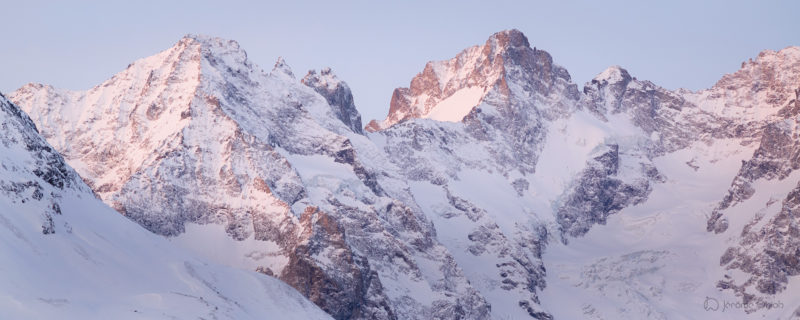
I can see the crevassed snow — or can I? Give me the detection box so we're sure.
[539,138,800,320]
[422,86,485,122]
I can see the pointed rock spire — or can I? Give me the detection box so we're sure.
[272,57,295,79]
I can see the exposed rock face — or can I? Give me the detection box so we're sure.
[12,37,303,240]
[279,206,394,320]
[303,68,364,134]
[0,92,85,235]
[579,57,800,309]
[0,93,79,192]
[708,124,797,233]
[717,181,800,312]
[703,71,800,308]
[708,88,800,233]
[556,144,662,240]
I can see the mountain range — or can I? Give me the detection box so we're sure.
[5,29,800,319]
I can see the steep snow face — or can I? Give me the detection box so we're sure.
[422,86,486,122]
[13,36,490,319]
[0,93,331,320]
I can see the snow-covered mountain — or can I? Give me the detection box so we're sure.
[11,35,489,320]
[0,93,331,319]
[365,30,684,318]
[10,29,800,319]
[363,30,800,319]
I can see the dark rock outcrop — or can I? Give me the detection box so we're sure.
[303,68,364,134]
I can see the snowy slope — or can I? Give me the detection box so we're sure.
[0,93,331,319]
[422,86,486,122]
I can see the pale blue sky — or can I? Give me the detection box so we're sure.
[1,0,798,122]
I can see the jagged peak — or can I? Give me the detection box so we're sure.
[161,34,251,74]
[710,45,800,94]
[16,82,50,92]
[730,45,800,73]
[592,66,632,85]
[755,45,800,62]
[95,33,254,89]
[302,67,343,89]
[302,67,364,134]
[10,83,65,101]
[365,28,579,132]
[272,56,295,79]
[180,34,242,51]
[486,29,530,51]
